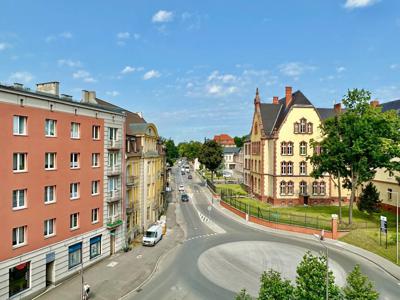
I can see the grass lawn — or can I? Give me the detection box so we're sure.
[216,184,247,196]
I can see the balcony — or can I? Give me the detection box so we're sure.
[126,175,137,187]
[106,215,122,229]
[107,164,121,176]
[106,190,121,203]
[107,139,122,150]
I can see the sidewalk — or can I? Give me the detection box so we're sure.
[36,201,184,300]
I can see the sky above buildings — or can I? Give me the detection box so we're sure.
[0,0,399,142]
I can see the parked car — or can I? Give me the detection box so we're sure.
[181,171,185,175]
[178,184,185,192]
[181,194,189,202]
[142,225,163,246]
[188,174,192,179]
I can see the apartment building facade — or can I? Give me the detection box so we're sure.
[0,83,125,299]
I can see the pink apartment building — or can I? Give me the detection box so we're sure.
[0,82,125,299]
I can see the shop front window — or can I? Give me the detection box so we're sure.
[68,242,82,269]
[90,235,102,259]
[9,262,30,297]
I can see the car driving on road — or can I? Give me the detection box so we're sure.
[178,184,185,192]
[181,194,189,202]
[188,174,192,179]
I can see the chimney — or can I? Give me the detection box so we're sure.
[36,81,60,96]
[334,103,341,114]
[285,86,292,107]
[273,96,279,104]
[81,90,97,104]
[370,99,380,108]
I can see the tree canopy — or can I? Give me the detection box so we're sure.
[164,138,179,166]
[357,182,381,214]
[177,140,203,161]
[198,139,223,181]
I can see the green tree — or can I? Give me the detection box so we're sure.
[177,141,203,161]
[343,265,379,300]
[258,269,294,300]
[294,251,341,300]
[234,135,247,148]
[164,138,179,166]
[311,89,400,224]
[235,289,252,300]
[357,182,381,214]
[198,140,223,182]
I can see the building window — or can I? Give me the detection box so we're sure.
[146,206,150,220]
[70,153,80,169]
[320,182,326,195]
[90,235,102,259]
[281,161,287,175]
[45,119,57,137]
[281,142,287,155]
[12,226,26,247]
[287,142,293,155]
[307,122,313,133]
[294,122,299,133]
[9,262,30,297]
[300,181,307,195]
[92,180,100,195]
[300,161,307,175]
[92,125,100,140]
[13,115,27,135]
[312,181,319,195]
[287,162,293,175]
[70,183,80,199]
[388,189,393,201]
[12,189,26,209]
[287,181,294,195]
[68,242,82,269]
[108,152,118,168]
[300,141,307,156]
[44,186,56,203]
[92,208,99,223]
[109,127,118,141]
[45,152,56,170]
[71,122,80,139]
[13,153,27,172]
[300,118,307,133]
[70,213,79,229]
[280,181,286,195]
[92,153,100,167]
[44,218,55,237]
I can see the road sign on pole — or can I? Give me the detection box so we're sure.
[380,216,388,249]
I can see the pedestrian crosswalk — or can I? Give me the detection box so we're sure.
[184,233,218,242]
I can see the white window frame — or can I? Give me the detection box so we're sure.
[109,127,118,141]
[108,203,118,218]
[281,161,286,175]
[13,115,27,135]
[300,142,307,156]
[12,189,26,210]
[319,182,326,195]
[91,208,99,223]
[108,152,118,168]
[300,182,307,195]
[44,186,56,204]
[12,226,26,247]
[92,153,100,167]
[312,182,319,195]
[287,162,293,175]
[45,152,56,170]
[45,119,57,137]
[287,181,294,195]
[300,161,307,175]
[71,122,80,139]
[70,213,79,230]
[44,219,55,237]
[287,142,293,155]
[300,118,307,133]
[280,181,286,195]
[13,153,27,172]
[70,183,80,199]
[92,180,100,195]
[70,153,80,169]
[92,125,100,140]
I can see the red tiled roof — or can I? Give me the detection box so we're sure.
[213,134,235,145]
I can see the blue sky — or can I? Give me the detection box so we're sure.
[0,0,399,142]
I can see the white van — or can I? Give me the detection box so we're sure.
[142,225,163,246]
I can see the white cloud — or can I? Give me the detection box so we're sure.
[9,71,33,83]
[106,91,120,97]
[207,71,237,83]
[117,32,130,39]
[121,66,136,74]
[344,0,379,9]
[143,70,161,80]
[58,59,81,68]
[336,66,346,73]
[0,42,10,51]
[73,70,97,83]
[45,32,73,43]
[152,10,174,23]
[278,62,315,77]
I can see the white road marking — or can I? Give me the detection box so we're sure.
[136,254,143,259]
[107,261,119,267]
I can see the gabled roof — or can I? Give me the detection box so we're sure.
[95,98,146,124]
[316,108,338,120]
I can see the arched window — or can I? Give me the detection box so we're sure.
[287,161,293,175]
[300,118,307,133]
[320,181,326,195]
[299,161,307,175]
[312,181,319,195]
[300,141,307,156]
[287,142,293,155]
[287,181,294,195]
[300,181,307,195]
[281,142,287,155]
[281,161,287,175]
[307,122,313,134]
[294,122,299,133]
[280,181,286,195]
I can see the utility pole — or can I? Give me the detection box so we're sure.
[389,191,399,264]
[314,234,329,300]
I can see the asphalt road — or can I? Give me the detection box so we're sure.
[129,166,400,300]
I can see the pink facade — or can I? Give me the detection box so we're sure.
[0,102,104,261]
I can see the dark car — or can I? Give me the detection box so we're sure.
[181,194,189,202]
[188,174,192,179]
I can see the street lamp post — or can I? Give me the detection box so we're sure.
[388,191,399,265]
[314,233,329,300]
